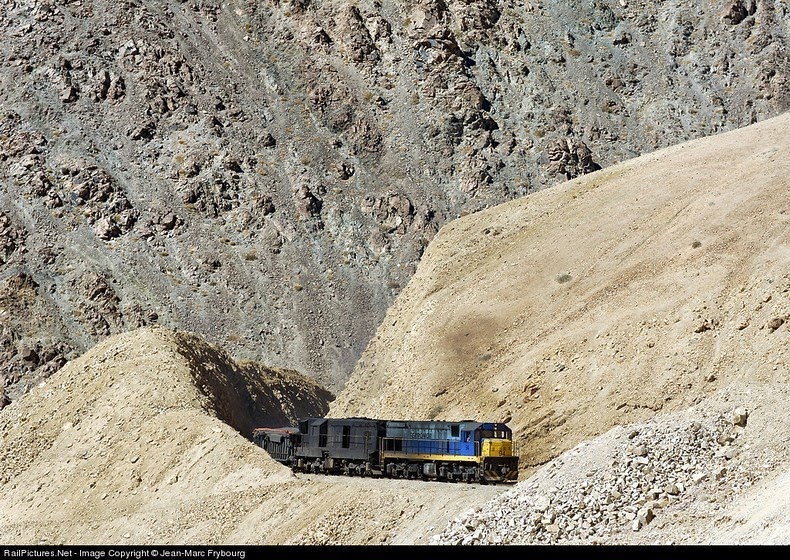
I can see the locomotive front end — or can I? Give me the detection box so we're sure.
[478,423,520,483]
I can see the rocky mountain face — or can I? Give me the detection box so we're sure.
[1,0,787,402]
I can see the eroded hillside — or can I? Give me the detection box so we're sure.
[330,111,789,476]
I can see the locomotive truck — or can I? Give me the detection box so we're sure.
[253,416,519,484]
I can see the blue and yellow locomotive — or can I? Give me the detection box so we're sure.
[253,417,519,484]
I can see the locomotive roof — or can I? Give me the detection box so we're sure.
[295,417,512,431]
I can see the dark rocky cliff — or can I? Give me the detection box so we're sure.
[1,0,787,400]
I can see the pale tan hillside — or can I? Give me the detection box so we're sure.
[330,111,789,476]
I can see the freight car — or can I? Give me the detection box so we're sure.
[252,417,519,484]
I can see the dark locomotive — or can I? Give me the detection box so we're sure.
[253,417,519,484]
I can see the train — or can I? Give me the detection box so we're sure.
[252,416,520,484]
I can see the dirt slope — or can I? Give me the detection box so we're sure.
[331,110,789,476]
[431,380,789,544]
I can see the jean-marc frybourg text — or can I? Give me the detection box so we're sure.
[3,551,245,560]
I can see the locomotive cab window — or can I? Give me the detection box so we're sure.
[342,425,351,448]
[451,425,459,438]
